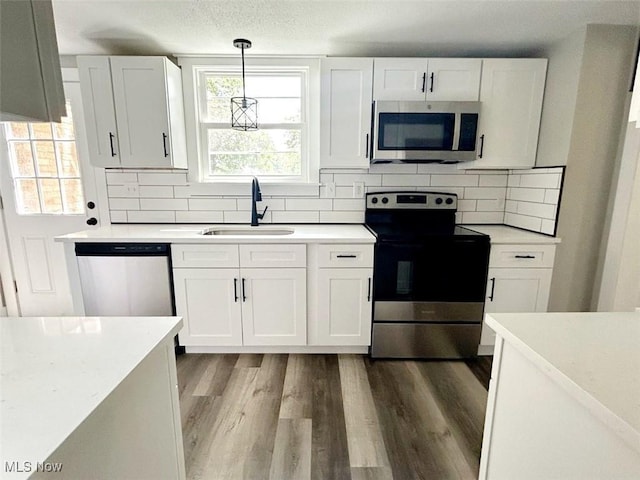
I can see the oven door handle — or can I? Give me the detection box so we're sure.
[488,277,496,302]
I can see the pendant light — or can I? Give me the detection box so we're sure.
[230,38,258,131]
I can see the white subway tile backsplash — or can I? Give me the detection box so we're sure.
[463,187,507,200]
[335,186,355,198]
[333,199,366,211]
[109,210,128,223]
[109,198,140,210]
[507,187,546,203]
[137,172,188,186]
[139,186,175,198]
[381,174,430,187]
[544,189,560,204]
[127,210,176,223]
[369,163,418,174]
[319,211,365,223]
[508,175,521,187]
[516,201,556,220]
[457,199,477,212]
[462,212,504,224]
[140,198,189,211]
[285,198,333,211]
[505,200,518,213]
[108,185,139,198]
[223,210,271,224]
[237,198,285,211]
[519,173,561,189]
[541,219,556,235]
[175,211,224,223]
[271,211,320,223]
[106,172,138,184]
[334,173,382,186]
[417,164,459,174]
[431,174,479,187]
[476,199,504,212]
[188,198,238,211]
[479,175,508,187]
[504,212,542,232]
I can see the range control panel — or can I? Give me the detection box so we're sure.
[366,191,457,210]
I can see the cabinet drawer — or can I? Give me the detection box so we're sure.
[489,244,556,268]
[239,244,306,268]
[171,244,239,268]
[318,244,374,268]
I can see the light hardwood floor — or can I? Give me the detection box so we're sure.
[177,354,491,480]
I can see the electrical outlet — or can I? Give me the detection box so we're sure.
[353,181,365,198]
[124,183,139,196]
[323,182,336,198]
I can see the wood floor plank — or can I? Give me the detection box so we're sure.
[235,353,264,368]
[338,354,390,469]
[350,466,394,480]
[181,395,224,473]
[279,354,313,419]
[465,356,493,389]
[269,418,312,480]
[192,355,221,396]
[310,355,352,480]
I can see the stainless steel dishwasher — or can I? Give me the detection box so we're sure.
[75,243,174,316]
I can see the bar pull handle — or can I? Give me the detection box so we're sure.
[365,133,369,159]
[421,72,426,93]
[429,72,434,93]
[234,278,239,302]
[162,133,169,157]
[515,255,536,259]
[337,254,357,258]
[367,277,372,302]
[488,277,496,302]
[241,278,247,302]
[109,132,117,157]
[478,134,485,159]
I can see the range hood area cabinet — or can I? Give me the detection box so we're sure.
[320,58,374,169]
[459,58,548,170]
[372,58,482,102]
[0,0,66,123]
[77,56,187,169]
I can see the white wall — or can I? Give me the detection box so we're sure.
[544,24,638,312]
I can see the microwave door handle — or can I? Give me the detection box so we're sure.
[452,112,461,151]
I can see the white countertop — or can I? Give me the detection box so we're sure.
[465,224,560,244]
[0,316,182,477]
[55,224,376,244]
[486,312,640,453]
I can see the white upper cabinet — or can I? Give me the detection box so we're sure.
[373,58,482,101]
[320,58,373,168]
[462,58,547,169]
[77,56,187,169]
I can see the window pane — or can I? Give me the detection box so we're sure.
[31,123,53,139]
[9,142,35,176]
[15,179,41,214]
[34,141,58,176]
[6,123,29,139]
[56,142,79,177]
[54,113,75,140]
[39,179,63,214]
[256,98,301,123]
[61,179,84,214]
[208,129,301,176]
[245,76,301,97]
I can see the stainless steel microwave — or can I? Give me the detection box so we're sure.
[371,101,481,163]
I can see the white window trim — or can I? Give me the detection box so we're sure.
[178,56,321,196]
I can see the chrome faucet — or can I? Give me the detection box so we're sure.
[250,177,268,226]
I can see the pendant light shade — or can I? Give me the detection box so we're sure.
[231,38,258,131]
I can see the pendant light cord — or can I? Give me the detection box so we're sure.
[241,45,247,100]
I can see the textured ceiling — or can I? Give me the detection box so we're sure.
[52,0,640,58]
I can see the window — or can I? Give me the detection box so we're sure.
[181,57,320,186]
[3,102,85,215]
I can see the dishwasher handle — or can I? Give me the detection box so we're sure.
[75,243,170,256]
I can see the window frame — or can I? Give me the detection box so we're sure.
[179,56,320,193]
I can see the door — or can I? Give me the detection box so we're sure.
[426,59,482,101]
[320,57,373,168]
[110,57,171,168]
[373,58,428,101]
[317,268,372,345]
[173,268,243,346]
[0,77,104,315]
[240,268,307,346]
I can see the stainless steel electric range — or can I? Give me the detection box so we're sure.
[366,191,490,359]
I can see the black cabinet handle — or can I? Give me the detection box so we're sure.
[478,134,485,159]
[233,278,239,302]
[86,217,98,226]
[429,72,434,93]
[162,133,169,157]
[337,254,357,258]
[488,277,496,302]
[109,132,116,157]
[367,278,372,302]
[515,255,536,259]
[365,133,369,159]
[241,278,247,302]
[421,72,426,93]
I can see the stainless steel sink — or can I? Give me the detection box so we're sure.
[200,227,295,236]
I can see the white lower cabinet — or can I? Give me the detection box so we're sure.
[316,268,372,345]
[480,243,555,352]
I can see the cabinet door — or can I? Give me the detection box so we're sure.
[241,268,307,346]
[110,57,173,168]
[426,58,482,101]
[173,268,243,346]
[481,267,552,346]
[320,58,373,168]
[77,56,121,167]
[316,269,372,346]
[465,58,547,169]
[373,58,428,101]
